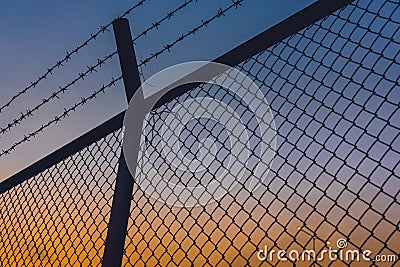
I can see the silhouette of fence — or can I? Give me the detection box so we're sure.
[0,0,399,266]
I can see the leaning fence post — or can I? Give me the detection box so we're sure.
[102,18,141,267]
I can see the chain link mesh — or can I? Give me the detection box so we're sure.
[123,0,399,266]
[0,129,122,266]
[0,0,399,266]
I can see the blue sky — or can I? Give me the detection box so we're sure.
[0,0,316,180]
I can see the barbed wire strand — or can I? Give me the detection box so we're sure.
[138,0,246,66]
[0,52,117,136]
[0,0,200,136]
[134,0,200,82]
[0,0,148,115]
[132,0,197,44]
[0,76,122,158]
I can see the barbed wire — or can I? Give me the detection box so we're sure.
[0,0,148,115]
[0,0,245,157]
[138,0,246,66]
[0,0,199,136]
[0,52,117,136]
[0,76,122,158]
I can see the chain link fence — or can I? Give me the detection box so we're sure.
[123,0,399,266]
[1,0,399,266]
[0,129,122,266]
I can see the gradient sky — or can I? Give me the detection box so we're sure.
[0,0,316,181]
[0,1,398,266]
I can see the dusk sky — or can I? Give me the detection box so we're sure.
[0,1,398,266]
[0,0,316,180]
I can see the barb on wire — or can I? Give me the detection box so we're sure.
[0,76,122,158]
[0,52,117,136]
[0,0,148,115]
[138,0,246,66]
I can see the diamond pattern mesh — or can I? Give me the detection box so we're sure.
[0,130,122,267]
[0,0,399,266]
[123,0,399,266]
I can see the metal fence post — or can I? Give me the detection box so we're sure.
[102,18,141,267]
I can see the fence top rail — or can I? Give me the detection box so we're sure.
[0,0,354,194]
